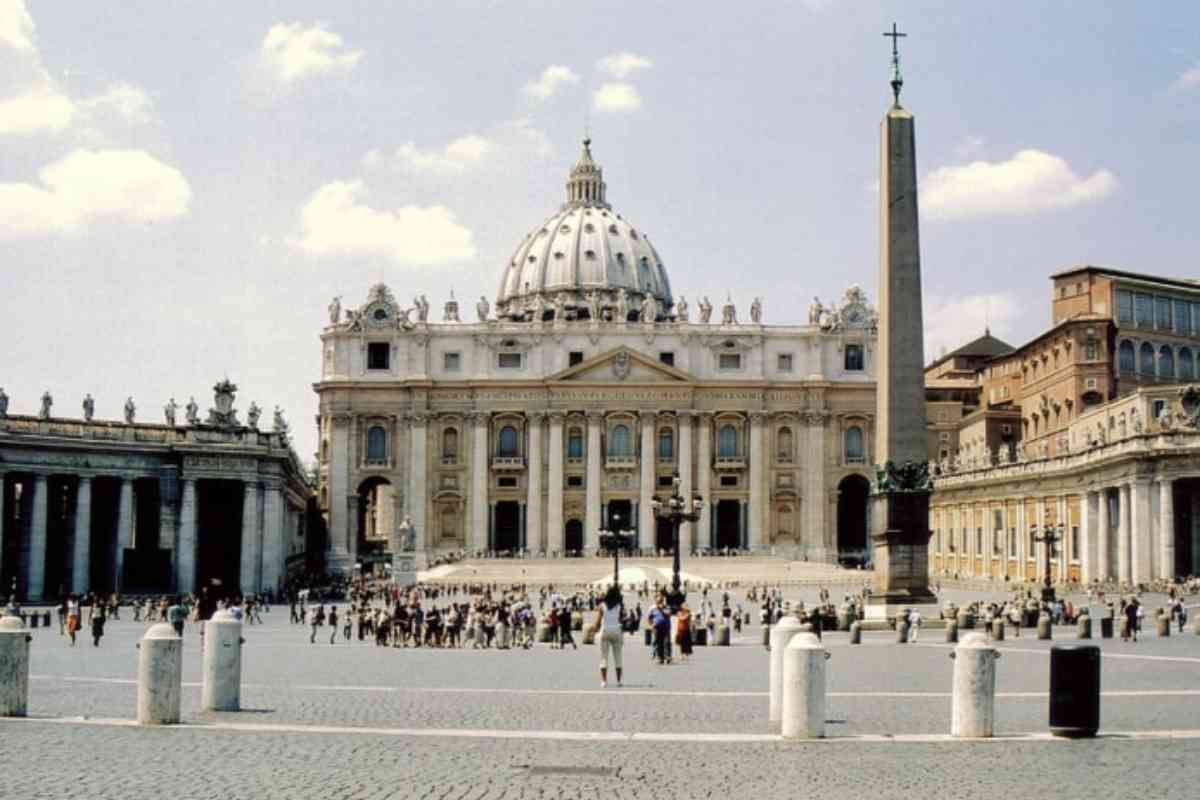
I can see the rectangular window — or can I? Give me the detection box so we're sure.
[566,475,583,488]
[1175,300,1190,334]
[658,352,675,366]
[1153,399,1166,418]
[443,352,461,371]
[1085,339,1098,360]
[1071,525,1080,561]
[498,352,522,369]
[975,527,983,555]
[1156,295,1172,330]
[1134,292,1153,327]
[367,342,390,370]
[497,477,517,488]
[993,511,1003,555]
[1115,290,1134,323]
[777,353,793,372]
[1009,527,1017,557]
[568,351,584,366]
[719,475,738,487]
[718,353,741,370]
[657,475,674,488]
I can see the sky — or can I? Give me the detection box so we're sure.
[2,1,1199,464]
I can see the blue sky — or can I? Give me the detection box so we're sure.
[2,1,1198,461]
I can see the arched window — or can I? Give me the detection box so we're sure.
[366,426,387,464]
[718,424,738,457]
[844,344,864,371]
[777,427,793,462]
[1118,340,1135,373]
[1180,347,1195,380]
[845,426,865,463]
[657,428,674,460]
[1159,345,1175,379]
[567,427,584,458]
[1139,342,1155,375]
[442,428,458,460]
[608,424,631,457]
[497,425,519,457]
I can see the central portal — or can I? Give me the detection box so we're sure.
[715,499,741,550]
[493,501,520,554]
[607,499,633,544]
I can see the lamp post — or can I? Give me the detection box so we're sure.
[598,528,631,586]
[1030,515,1063,604]
[651,472,705,614]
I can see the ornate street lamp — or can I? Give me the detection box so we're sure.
[598,528,632,586]
[1030,514,1063,604]
[651,472,705,614]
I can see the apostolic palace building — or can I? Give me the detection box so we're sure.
[315,141,883,573]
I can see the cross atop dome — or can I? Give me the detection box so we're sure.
[884,22,907,107]
[565,137,608,208]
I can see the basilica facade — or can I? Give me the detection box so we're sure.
[315,142,881,573]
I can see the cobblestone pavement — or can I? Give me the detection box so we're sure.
[4,594,1200,798]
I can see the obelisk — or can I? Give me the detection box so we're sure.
[866,24,938,621]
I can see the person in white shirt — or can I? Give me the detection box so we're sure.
[593,585,625,688]
[907,608,922,642]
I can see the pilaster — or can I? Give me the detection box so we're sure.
[115,477,133,594]
[72,477,92,594]
[695,412,713,550]
[470,412,489,554]
[638,411,656,549]
[748,411,767,552]
[546,411,565,554]
[1159,479,1175,581]
[28,475,48,600]
[177,478,197,594]
[240,481,262,594]
[677,411,694,552]
[526,412,545,553]
[585,411,603,552]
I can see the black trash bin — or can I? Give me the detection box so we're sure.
[1049,645,1101,737]
[30,613,39,629]
[1099,617,1113,639]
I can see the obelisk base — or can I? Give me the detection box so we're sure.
[862,488,940,628]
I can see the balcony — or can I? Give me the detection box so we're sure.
[441,455,459,466]
[491,456,525,470]
[713,456,746,470]
[605,455,637,469]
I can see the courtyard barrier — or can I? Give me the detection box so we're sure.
[137,623,182,725]
[768,616,805,723]
[950,632,1000,738]
[1049,645,1100,738]
[1037,615,1052,640]
[202,610,244,712]
[0,616,32,717]
[1076,613,1091,639]
[944,620,958,643]
[991,617,1005,641]
[781,632,829,739]
[848,621,861,645]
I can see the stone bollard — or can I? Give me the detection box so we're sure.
[896,619,910,643]
[781,632,829,739]
[1194,615,1200,636]
[1037,615,1052,640]
[848,621,862,645]
[582,626,596,646]
[0,617,33,717]
[1077,614,1092,640]
[536,623,553,643]
[944,620,958,643]
[950,632,1001,738]
[137,622,183,725]
[991,617,1005,642]
[571,612,583,631]
[1156,613,1170,638]
[956,610,975,630]
[715,624,731,646]
[769,616,806,723]
[202,609,243,712]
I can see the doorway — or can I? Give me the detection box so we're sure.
[494,501,520,553]
[837,474,871,566]
[655,517,674,552]
[564,519,583,556]
[715,499,741,550]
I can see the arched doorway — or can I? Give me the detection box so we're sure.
[837,474,871,566]
[564,519,584,556]
[357,477,394,574]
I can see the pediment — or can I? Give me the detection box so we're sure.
[547,347,694,384]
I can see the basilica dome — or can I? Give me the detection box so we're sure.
[495,140,673,322]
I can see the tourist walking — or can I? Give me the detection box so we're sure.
[907,607,922,642]
[328,606,339,644]
[167,597,187,637]
[89,603,106,647]
[594,585,624,688]
[65,594,81,646]
[676,602,694,662]
[649,596,671,665]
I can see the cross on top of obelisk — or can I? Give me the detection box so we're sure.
[883,22,907,107]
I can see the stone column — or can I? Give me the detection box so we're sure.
[1131,479,1151,585]
[526,412,545,554]
[326,415,352,572]
[804,412,828,560]
[177,479,197,594]
[470,413,489,555]
[1016,501,1026,577]
[585,411,603,552]
[407,414,428,555]
[1117,483,1131,584]
[1080,491,1093,583]
[696,413,713,550]
[1096,489,1110,581]
[114,477,133,593]
[639,411,656,550]
[239,481,261,594]
[0,472,5,586]
[1034,497,1047,582]
[678,412,694,553]
[546,412,565,555]
[26,475,48,600]
[72,477,92,594]
[1159,479,1175,581]
[748,412,766,552]
[261,484,284,590]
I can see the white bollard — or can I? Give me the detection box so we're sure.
[769,615,805,723]
[781,632,829,739]
[202,609,244,712]
[137,622,183,725]
[0,616,32,717]
[951,631,1001,738]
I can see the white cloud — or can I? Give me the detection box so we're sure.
[296,180,476,265]
[922,149,1116,221]
[593,82,641,113]
[1173,63,1200,91]
[82,82,153,125]
[395,134,491,173]
[0,148,191,238]
[522,65,579,100]
[0,83,75,134]
[597,52,652,79]
[260,22,363,82]
[0,0,35,51]
[924,292,1022,364]
[952,135,985,161]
